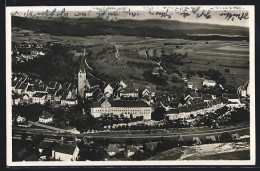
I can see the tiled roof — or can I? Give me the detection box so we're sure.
[121,88,138,94]
[109,100,150,107]
[62,83,71,90]
[106,144,119,153]
[146,85,156,92]
[93,102,102,107]
[126,145,138,152]
[33,93,46,98]
[203,79,216,84]
[46,81,57,89]
[93,100,150,108]
[26,85,34,92]
[34,84,47,92]
[47,89,56,94]
[52,144,77,155]
[19,82,28,89]
[56,89,65,96]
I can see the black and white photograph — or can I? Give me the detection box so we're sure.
[6,5,255,166]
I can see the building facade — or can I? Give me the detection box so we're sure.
[91,100,152,120]
[52,144,79,161]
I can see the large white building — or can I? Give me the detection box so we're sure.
[91,100,152,120]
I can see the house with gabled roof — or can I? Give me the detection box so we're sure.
[119,80,127,89]
[62,82,71,91]
[47,89,57,102]
[145,141,161,152]
[192,137,202,145]
[17,81,29,95]
[25,85,35,98]
[120,88,138,98]
[39,111,53,123]
[52,143,79,161]
[145,85,156,97]
[202,94,215,102]
[61,97,78,106]
[126,145,138,157]
[46,81,57,90]
[203,79,216,87]
[223,94,240,104]
[104,84,114,98]
[106,144,120,156]
[32,93,46,104]
[34,84,48,93]
[205,136,217,143]
[21,94,30,103]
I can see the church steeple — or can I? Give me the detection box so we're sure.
[78,67,87,98]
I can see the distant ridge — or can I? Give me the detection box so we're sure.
[12,16,249,40]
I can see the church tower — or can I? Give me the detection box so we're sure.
[78,69,87,98]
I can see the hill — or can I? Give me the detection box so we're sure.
[12,16,248,40]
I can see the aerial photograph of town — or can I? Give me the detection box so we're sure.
[7,5,253,164]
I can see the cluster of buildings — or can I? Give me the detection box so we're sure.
[76,68,156,120]
[12,74,78,106]
[164,90,244,121]
[14,50,45,63]
[166,97,228,121]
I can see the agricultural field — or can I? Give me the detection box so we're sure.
[12,24,249,88]
[178,40,249,87]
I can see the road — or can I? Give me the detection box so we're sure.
[83,53,106,84]
[145,52,166,73]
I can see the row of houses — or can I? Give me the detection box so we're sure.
[166,97,228,120]
[12,75,77,106]
[99,81,156,99]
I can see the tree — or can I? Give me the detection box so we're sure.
[217,77,227,86]
[151,107,166,121]
[25,154,39,161]
[17,148,31,161]
[225,68,230,73]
